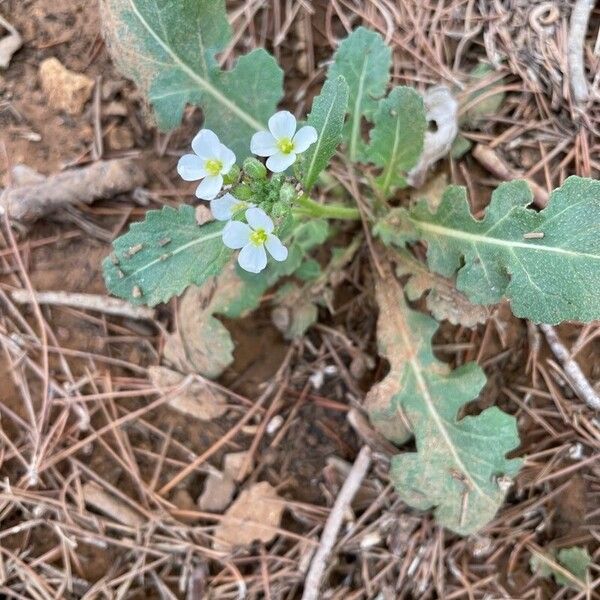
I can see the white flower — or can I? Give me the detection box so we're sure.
[177,129,236,200]
[222,207,288,273]
[251,111,318,173]
[210,193,255,221]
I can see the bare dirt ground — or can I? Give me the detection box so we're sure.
[0,0,599,598]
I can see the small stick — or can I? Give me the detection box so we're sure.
[472,144,549,207]
[0,158,146,222]
[10,289,156,321]
[539,324,600,411]
[568,0,595,105]
[301,446,371,600]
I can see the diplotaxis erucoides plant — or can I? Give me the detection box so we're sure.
[100,0,600,535]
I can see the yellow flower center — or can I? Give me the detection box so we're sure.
[233,202,247,214]
[205,159,223,176]
[276,137,295,154]
[250,229,268,246]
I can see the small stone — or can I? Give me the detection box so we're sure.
[107,125,135,151]
[198,472,236,512]
[39,57,94,115]
[223,451,252,482]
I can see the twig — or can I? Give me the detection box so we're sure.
[472,144,549,207]
[301,446,372,600]
[539,324,600,411]
[568,0,595,105]
[9,289,156,321]
[0,158,146,222]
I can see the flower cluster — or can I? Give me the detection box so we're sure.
[177,111,317,273]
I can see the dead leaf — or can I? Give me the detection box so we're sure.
[39,57,94,115]
[395,249,489,328]
[82,482,144,527]
[223,451,252,482]
[0,16,22,69]
[164,261,266,379]
[148,366,227,421]
[407,86,458,188]
[198,471,236,512]
[213,482,285,551]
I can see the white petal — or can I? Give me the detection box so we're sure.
[246,207,274,233]
[191,129,221,159]
[268,111,296,140]
[218,145,236,173]
[265,234,288,262]
[195,175,223,200]
[266,152,296,173]
[238,243,267,274]
[222,220,251,249]
[251,131,278,157]
[177,154,206,181]
[210,194,238,221]
[293,126,318,153]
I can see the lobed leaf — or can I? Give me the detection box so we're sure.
[103,205,231,307]
[364,86,427,197]
[327,27,391,161]
[100,0,283,158]
[366,269,522,535]
[302,76,349,191]
[378,177,600,324]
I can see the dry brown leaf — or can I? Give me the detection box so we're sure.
[198,471,236,512]
[223,451,252,482]
[163,261,264,379]
[39,58,94,115]
[213,482,285,551]
[82,482,144,527]
[148,366,227,421]
[394,249,489,328]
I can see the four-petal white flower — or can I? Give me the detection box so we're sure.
[210,193,255,222]
[222,207,288,273]
[251,111,318,173]
[177,129,236,200]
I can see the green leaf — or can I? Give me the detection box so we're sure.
[365,87,427,197]
[366,270,522,535]
[302,76,349,191]
[328,27,391,161]
[461,63,505,127]
[530,546,591,589]
[103,205,231,306]
[382,177,600,324]
[101,0,283,157]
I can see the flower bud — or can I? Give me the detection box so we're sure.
[279,183,297,205]
[222,164,240,185]
[232,184,254,201]
[271,201,291,221]
[243,157,267,180]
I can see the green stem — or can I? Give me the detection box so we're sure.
[294,195,361,221]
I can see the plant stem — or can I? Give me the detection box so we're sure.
[294,195,361,221]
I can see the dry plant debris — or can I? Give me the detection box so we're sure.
[0,14,22,69]
[0,158,147,222]
[148,366,228,421]
[212,481,285,551]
